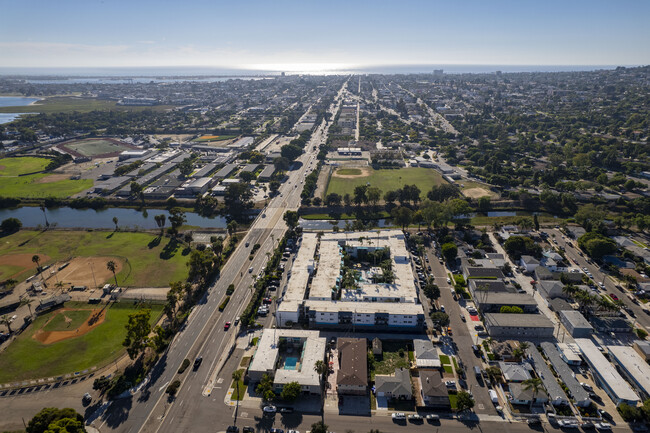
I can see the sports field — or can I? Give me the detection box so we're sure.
[326,167,447,199]
[0,301,163,382]
[0,230,189,287]
[59,138,134,158]
[0,96,173,114]
[193,135,237,142]
[0,157,92,198]
[460,180,500,199]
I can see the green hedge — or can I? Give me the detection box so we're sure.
[219,296,231,311]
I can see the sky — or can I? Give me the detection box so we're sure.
[1,0,649,72]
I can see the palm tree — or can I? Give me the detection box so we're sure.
[314,360,329,422]
[55,281,64,291]
[522,378,544,411]
[107,260,118,286]
[154,214,166,237]
[31,255,41,272]
[40,203,49,227]
[232,369,243,414]
[20,298,34,317]
[112,216,119,232]
[1,315,13,333]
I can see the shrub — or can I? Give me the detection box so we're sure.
[178,358,190,374]
[226,284,235,295]
[219,296,231,311]
[166,380,181,396]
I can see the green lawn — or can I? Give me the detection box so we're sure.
[0,230,189,287]
[326,167,446,199]
[0,157,49,176]
[0,173,92,198]
[0,301,163,382]
[63,139,133,157]
[336,168,362,176]
[230,369,247,401]
[448,393,458,410]
[42,309,91,332]
[0,97,173,114]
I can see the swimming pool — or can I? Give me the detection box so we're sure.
[284,357,298,370]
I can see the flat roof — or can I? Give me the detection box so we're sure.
[249,329,325,387]
[540,342,590,404]
[574,339,639,404]
[484,313,554,328]
[560,310,593,330]
[475,292,537,306]
[556,343,582,363]
[304,299,424,315]
[283,233,317,302]
[607,345,650,397]
[214,163,238,178]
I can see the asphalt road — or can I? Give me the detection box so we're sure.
[423,246,497,416]
[543,228,650,331]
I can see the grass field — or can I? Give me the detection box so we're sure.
[0,230,189,287]
[0,156,92,198]
[42,309,92,332]
[326,167,446,199]
[0,301,163,382]
[0,97,173,114]
[62,138,133,157]
[0,157,49,176]
[460,180,500,199]
[336,168,362,176]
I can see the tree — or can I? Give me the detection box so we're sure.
[269,180,281,194]
[1,315,13,333]
[533,214,540,231]
[618,402,642,422]
[283,210,299,231]
[413,210,424,231]
[178,158,193,177]
[428,183,460,202]
[255,373,275,402]
[32,254,41,272]
[325,193,342,207]
[281,143,303,161]
[503,236,541,260]
[187,249,214,282]
[39,203,49,227]
[310,421,329,433]
[367,186,382,207]
[130,181,143,196]
[232,370,243,407]
[168,207,187,235]
[227,220,238,236]
[112,216,119,232]
[154,214,166,236]
[20,297,34,317]
[224,183,253,217]
[391,206,413,230]
[441,242,458,263]
[273,156,290,171]
[477,196,491,212]
[106,260,118,286]
[456,391,475,412]
[423,282,441,300]
[1,217,22,233]
[578,232,617,259]
[280,381,302,402]
[239,171,257,183]
[26,407,85,433]
[123,308,152,360]
[353,185,368,206]
[430,311,450,328]
[521,378,544,410]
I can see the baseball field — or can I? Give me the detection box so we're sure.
[0,301,163,382]
[326,167,447,199]
[0,230,188,288]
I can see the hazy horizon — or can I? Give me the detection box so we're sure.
[1,0,648,70]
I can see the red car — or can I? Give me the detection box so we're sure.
[224,321,231,330]
[609,293,619,301]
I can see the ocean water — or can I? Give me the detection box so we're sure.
[0,96,40,124]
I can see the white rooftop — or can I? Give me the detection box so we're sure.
[556,343,582,363]
[284,233,317,302]
[607,345,650,398]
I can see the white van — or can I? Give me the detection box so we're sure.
[489,389,499,404]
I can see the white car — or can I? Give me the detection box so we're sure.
[391,412,406,420]
[263,405,277,413]
[446,278,451,284]
[595,423,612,431]
[425,414,440,421]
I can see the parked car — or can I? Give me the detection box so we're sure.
[280,407,294,414]
[263,405,277,414]
[242,427,255,433]
[226,426,239,433]
[392,413,406,420]
[595,423,612,430]
[609,293,619,301]
[425,414,440,421]
[408,414,423,422]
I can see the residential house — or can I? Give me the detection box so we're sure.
[498,362,532,382]
[509,382,549,405]
[337,338,368,395]
[375,368,412,400]
[419,370,450,408]
[413,339,440,369]
[520,256,540,273]
[538,280,566,300]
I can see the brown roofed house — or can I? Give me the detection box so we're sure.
[337,338,368,395]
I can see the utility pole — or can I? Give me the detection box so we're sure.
[90,261,98,290]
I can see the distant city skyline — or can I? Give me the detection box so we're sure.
[1,0,649,70]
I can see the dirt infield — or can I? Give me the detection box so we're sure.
[463,187,494,199]
[0,253,52,279]
[43,256,123,288]
[332,166,371,179]
[33,307,106,345]
[33,174,70,184]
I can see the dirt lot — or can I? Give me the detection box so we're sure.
[32,307,106,345]
[42,256,123,289]
[463,187,494,199]
[331,166,371,179]
[0,253,52,280]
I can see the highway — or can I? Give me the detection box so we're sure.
[87,83,347,433]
